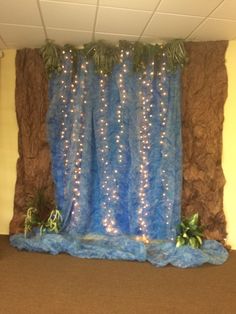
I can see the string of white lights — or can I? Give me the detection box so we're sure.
[60,50,71,175]
[70,60,88,227]
[99,71,119,235]
[116,49,129,164]
[158,53,173,239]
[60,50,88,228]
[136,63,155,243]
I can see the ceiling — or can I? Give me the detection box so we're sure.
[1,0,236,49]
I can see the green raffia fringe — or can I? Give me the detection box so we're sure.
[176,213,204,249]
[39,39,187,77]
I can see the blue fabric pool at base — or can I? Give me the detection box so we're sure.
[10,234,228,268]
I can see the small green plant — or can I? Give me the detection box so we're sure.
[39,209,62,236]
[176,213,204,249]
[24,189,62,237]
[24,207,39,238]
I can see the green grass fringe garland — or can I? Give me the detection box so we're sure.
[40,39,187,77]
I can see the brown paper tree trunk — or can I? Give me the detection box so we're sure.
[181,41,228,243]
[10,49,55,234]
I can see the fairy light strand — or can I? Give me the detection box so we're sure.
[60,50,71,176]
[136,63,155,243]
[116,49,129,164]
[60,50,88,228]
[158,52,174,240]
[70,60,88,227]
[99,71,119,235]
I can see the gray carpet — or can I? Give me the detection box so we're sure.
[0,235,235,314]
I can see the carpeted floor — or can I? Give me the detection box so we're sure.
[0,235,236,314]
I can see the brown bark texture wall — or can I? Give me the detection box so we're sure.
[9,49,55,234]
[181,41,228,243]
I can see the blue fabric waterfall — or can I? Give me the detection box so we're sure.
[10,49,228,267]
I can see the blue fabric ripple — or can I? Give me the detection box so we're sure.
[47,53,182,240]
[10,234,228,268]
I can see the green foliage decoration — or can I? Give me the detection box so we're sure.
[39,39,62,77]
[165,39,187,71]
[39,209,62,236]
[83,40,120,75]
[40,39,187,77]
[24,189,62,237]
[176,213,204,249]
[132,41,161,72]
[24,207,39,238]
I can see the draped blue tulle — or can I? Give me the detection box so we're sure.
[46,53,182,240]
[10,50,228,267]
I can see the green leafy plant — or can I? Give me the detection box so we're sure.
[176,213,204,249]
[24,189,62,237]
[39,209,62,236]
[24,207,39,238]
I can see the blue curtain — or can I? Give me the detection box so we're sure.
[47,50,182,242]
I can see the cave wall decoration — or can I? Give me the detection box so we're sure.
[181,41,228,243]
[10,49,55,234]
[10,41,229,267]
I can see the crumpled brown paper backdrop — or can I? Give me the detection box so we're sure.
[181,41,228,243]
[9,49,55,234]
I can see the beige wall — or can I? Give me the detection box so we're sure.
[223,40,236,249]
[0,46,235,248]
[0,50,17,234]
